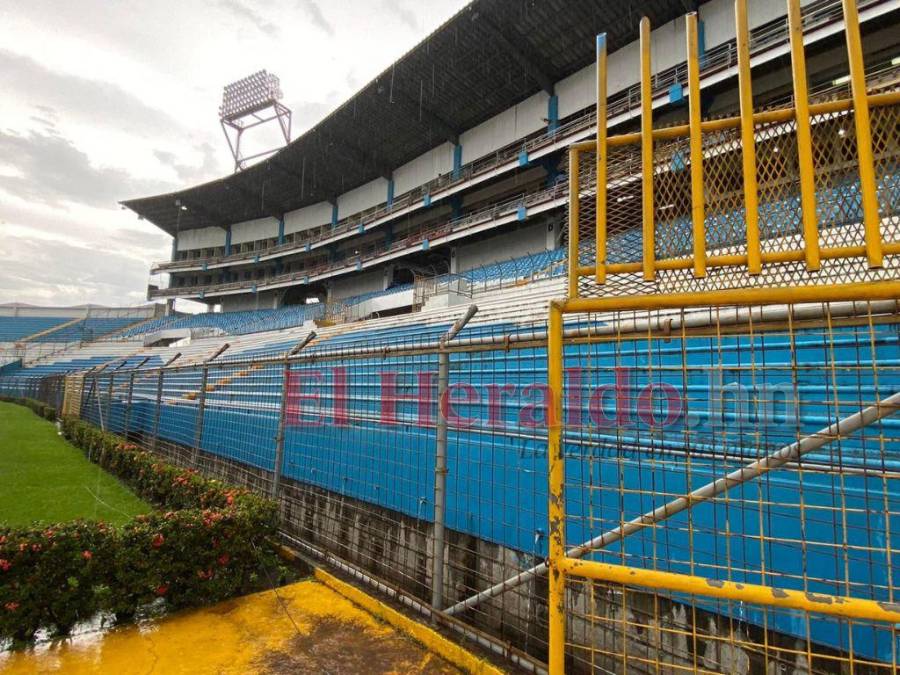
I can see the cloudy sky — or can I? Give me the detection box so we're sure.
[0,0,466,309]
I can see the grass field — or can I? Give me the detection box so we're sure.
[0,402,150,528]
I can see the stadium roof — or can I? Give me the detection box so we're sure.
[123,0,693,237]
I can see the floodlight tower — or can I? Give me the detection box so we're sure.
[219,70,292,172]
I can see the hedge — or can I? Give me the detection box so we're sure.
[0,416,283,643]
[0,395,56,421]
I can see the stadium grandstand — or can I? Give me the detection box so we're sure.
[4,0,900,671]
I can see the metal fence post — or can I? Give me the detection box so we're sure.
[272,331,316,498]
[193,364,209,465]
[432,305,477,610]
[123,371,135,437]
[152,368,164,451]
[105,371,115,432]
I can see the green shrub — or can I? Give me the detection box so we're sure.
[0,396,55,421]
[0,417,280,643]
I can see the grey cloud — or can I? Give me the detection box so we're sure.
[297,0,334,36]
[0,50,182,137]
[0,127,173,209]
[219,0,280,36]
[382,0,418,30]
[0,233,159,306]
[154,142,224,185]
[285,100,336,133]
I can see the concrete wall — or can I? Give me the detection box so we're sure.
[455,223,549,273]
[231,217,280,245]
[338,177,389,218]
[176,226,226,251]
[219,290,281,312]
[328,269,386,302]
[460,91,549,165]
[285,202,332,235]
[393,142,455,196]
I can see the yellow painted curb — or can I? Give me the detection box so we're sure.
[314,567,506,675]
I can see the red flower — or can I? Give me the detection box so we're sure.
[156,584,169,597]
[31,543,41,553]
[225,492,235,506]
[82,550,92,561]
[0,535,6,545]
[217,554,230,567]
[151,533,165,549]
[4,602,19,612]
[197,569,214,580]
[0,559,10,572]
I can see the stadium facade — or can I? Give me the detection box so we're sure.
[125,0,899,316]
[3,0,900,671]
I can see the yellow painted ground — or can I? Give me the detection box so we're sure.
[0,580,459,674]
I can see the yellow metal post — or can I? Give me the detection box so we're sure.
[568,147,580,299]
[595,33,608,285]
[547,301,566,675]
[787,0,821,270]
[736,0,762,275]
[640,17,656,281]
[686,13,706,278]
[842,0,884,268]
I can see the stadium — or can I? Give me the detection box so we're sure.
[2,0,900,671]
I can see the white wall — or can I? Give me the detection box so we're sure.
[176,226,226,251]
[338,177,389,218]
[329,269,385,301]
[455,223,549,273]
[460,91,549,165]
[231,217,280,245]
[284,202,332,235]
[220,290,281,312]
[393,142,455,196]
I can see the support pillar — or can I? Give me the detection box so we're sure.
[547,94,559,134]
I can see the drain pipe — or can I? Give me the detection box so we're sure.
[432,304,478,610]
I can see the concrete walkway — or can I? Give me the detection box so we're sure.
[0,579,462,674]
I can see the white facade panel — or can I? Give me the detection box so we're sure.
[393,142,454,196]
[284,202,332,234]
[231,217,279,245]
[176,226,226,251]
[329,268,384,301]
[556,62,595,121]
[460,106,518,165]
[515,91,550,138]
[338,177,389,218]
[456,223,548,272]
[701,0,792,50]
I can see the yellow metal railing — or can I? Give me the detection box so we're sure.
[549,0,900,671]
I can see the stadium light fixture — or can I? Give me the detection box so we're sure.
[219,70,292,173]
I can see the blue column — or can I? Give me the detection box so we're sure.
[538,156,561,188]
[452,144,463,180]
[224,225,232,256]
[385,223,394,249]
[449,195,463,220]
[277,218,285,245]
[547,95,559,134]
[331,203,338,227]
[387,178,395,207]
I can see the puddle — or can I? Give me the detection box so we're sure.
[0,580,460,674]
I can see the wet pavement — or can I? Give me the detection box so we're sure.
[0,580,460,674]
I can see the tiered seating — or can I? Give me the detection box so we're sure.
[0,316,70,341]
[31,318,140,343]
[120,304,325,338]
[460,248,565,284]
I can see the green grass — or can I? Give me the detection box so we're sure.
[0,402,150,528]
